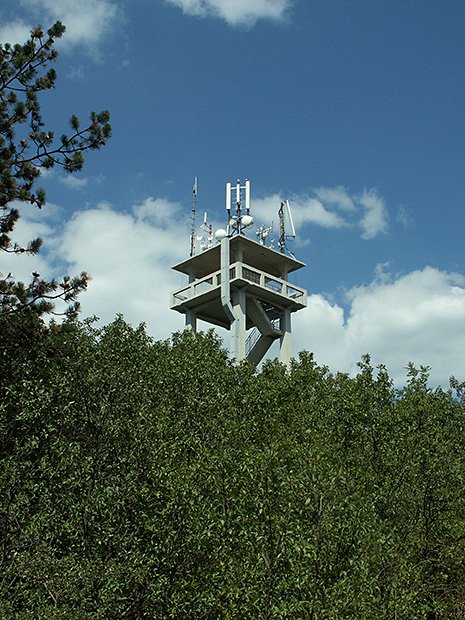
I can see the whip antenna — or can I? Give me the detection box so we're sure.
[190,176,198,257]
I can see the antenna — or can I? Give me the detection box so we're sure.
[278,199,296,254]
[198,211,213,252]
[285,199,296,238]
[190,176,197,257]
[225,178,254,236]
[256,223,273,246]
[226,181,231,214]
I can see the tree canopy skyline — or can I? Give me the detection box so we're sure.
[1,0,464,385]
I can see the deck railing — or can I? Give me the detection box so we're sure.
[171,262,306,307]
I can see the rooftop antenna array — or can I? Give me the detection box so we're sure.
[187,179,296,255]
[278,199,296,255]
[225,179,254,236]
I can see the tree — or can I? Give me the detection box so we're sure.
[0,21,111,318]
[1,320,464,618]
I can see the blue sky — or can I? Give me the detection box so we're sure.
[1,0,464,384]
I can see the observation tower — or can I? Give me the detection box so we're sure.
[170,179,307,365]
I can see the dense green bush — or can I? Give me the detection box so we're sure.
[1,317,464,618]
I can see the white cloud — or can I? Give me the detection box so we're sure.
[1,197,187,335]
[313,186,355,212]
[165,0,291,27]
[0,202,59,284]
[358,188,388,239]
[293,266,465,385]
[66,65,85,80]
[1,0,120,48]
[56,198,188,338]
[292,197,348,229]
[0,19,31,45]
[60,175,89,189]
[252,194,347,233]
[251,187,388,239]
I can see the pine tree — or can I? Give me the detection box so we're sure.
[0,21,111,318]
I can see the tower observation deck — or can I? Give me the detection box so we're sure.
[170,179,307,365]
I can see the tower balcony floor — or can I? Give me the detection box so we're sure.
[171,261,307,329]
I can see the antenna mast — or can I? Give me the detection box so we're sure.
[225,179,253,236]
[278,199,296,254]
[190,176,197,257]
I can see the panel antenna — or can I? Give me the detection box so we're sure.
[225,179,254,236]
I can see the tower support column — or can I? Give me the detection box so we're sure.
[185,309,197,332]
[279,308,292,365]
[231,288,247,361]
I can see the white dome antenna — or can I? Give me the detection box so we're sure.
[215,228,227,241]
[241,214,254,228]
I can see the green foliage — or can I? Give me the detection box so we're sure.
[0,22,111,318]
[0,320,464,618]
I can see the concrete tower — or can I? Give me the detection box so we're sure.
[170,180,307,365]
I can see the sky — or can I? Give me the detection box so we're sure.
[1,0,464,385]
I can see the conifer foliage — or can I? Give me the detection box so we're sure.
[0,22,111,318]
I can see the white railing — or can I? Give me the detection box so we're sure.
[171,262,306,306]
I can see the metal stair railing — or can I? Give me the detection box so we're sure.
[245,327,261,356]
[245,318,281,357]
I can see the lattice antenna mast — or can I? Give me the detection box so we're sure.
[225,179,253,236]
[190,176,198,257]
[278,199,296,254]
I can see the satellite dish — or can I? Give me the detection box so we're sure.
[215,228,227,240]
[241,214,254,228]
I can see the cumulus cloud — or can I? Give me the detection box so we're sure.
[1,197,187,336]
[0,201,66,292]
[358,189,388,239]
[290,197,348,229]
[252,194,347,232]
[56,198,188,338]
[251,187,388,239]
[0,18,31,45]
[60,176,89,190]
[293,266,465,385]
[313,186,355,212]
[165,0,291,27]
[1,0,119,48]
